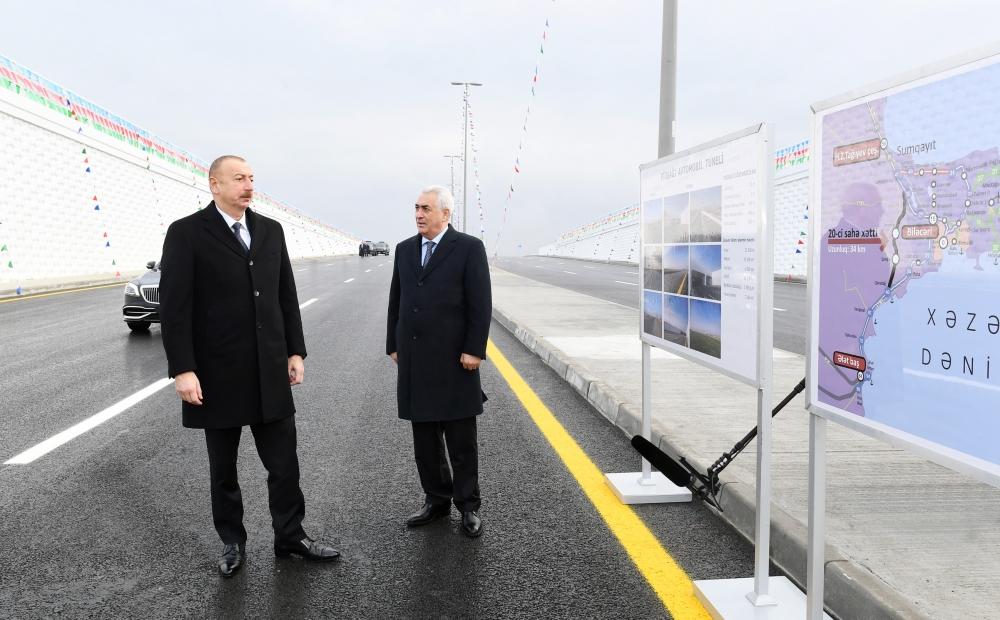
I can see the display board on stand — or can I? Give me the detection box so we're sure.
[806,44,1000,619]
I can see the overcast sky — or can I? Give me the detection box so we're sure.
[1,2,996,254]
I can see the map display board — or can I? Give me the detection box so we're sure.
[640,125,772,386]
[809,51,1000,482]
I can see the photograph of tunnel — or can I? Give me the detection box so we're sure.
[661,293,689,346]
[688,186,722,243]
[690,298,722,358]
[689,244,722,300]
[662,245,689,295]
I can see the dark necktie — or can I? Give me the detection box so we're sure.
[422,241,436,268]
[232,222,250,255]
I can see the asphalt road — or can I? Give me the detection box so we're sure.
[493,256,809,355]
[0,254,755,619]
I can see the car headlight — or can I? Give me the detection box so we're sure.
[125,282,140,296]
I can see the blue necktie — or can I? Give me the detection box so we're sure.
[422,241,436,268]
[232,222,250,255]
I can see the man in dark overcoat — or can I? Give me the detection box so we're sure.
[386,185,492,537]
[160,155,339,577]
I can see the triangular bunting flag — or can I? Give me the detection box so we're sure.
[112,259,116,266]
[15,286,21,295]
[103,232,108,238]
[92,195,98,201]
[0,244,6,252]
[105,241,110,247]
[85,167,91,172]
[81,148,86,154]
[798,239,804,245]
[7,260,12,268]
[94,205,100,210]
[115,271,121,277]
[796,249,802,254]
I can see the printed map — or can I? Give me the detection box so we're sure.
[816,60,1000,465]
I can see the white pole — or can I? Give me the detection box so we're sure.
[461,84,469,233]
[807,412,827,619]
[748,123,777,605]
[641,342,653,481]
[748,385,775,603]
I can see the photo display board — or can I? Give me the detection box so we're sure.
[809,49,1000,484]
[640,124,770,386]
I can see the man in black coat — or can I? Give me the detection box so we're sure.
[159,155,339,577]
[386,185,492,537]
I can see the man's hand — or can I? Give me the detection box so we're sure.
[460,353,482,371]
[389,352,398,364]
[175,371,203,405]
[288,355,305,385]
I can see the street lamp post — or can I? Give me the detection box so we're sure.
[443,154,461,205]
[450,81,482,233]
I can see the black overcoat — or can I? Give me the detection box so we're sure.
[159,203,306,429]
[386,225,492,422]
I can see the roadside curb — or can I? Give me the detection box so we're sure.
[492,304,926,620]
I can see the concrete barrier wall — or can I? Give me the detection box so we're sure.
[0,53,358,296]
[539,141,811,280]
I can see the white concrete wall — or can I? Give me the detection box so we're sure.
[0,54,358,295]
[539,141,812,280]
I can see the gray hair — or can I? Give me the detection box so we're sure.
[420,185,454,216]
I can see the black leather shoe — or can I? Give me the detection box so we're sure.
[406,502,451,527]
[274,536,340,562]
[218,543,245,577]
[461,511,483,538]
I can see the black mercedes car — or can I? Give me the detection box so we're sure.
[122,261,161,332]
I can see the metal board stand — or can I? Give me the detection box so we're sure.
[605,343,692,504]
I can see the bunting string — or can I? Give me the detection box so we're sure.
[493,8,554,256]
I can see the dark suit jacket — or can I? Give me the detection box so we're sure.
[386,225,491,422]
[159,203,306,429]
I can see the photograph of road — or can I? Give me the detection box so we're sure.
[643,290,662,338]
[689,244,722,300]
[662,294,689,346]
[689,186,722,243]
[642,197,662,244]
[662,193,689,244]
[662,245,689,295]
[643,245,662,290]
[690,299,722,358]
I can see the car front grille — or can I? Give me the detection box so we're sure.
[140,285,160,304]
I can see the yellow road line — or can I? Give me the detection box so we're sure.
[677,272,687,295]
[0,282,124,304]
[487,339,710,619]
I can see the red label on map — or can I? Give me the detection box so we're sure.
[833,351,866,372]
[833,139,882,166]
[900,224,939,239]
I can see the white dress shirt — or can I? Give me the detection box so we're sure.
[421,227,447,264]
[217,205,251,249]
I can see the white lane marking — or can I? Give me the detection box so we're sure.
[774,307,787,312]
[295,268,309,272]
[365,269,372,273]
[5,378,175,465]
[626,271,639,275]
[378,263,384,267]
[344,278,355,283]
[534,266,543,269]
[614,280,637,286]
[562,270,577,275]
[6,296,324,466]
[583,266,596,270]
